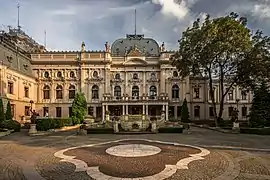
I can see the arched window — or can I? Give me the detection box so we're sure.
[149,86,157,99]
[93,71,98,78]
[173,71,178,77]
[70,71,75,78]
[133,73,138,79]
[44,71,49,78]
[43,85,50,99]
[172,84,179,99]
[56,85,63,99]
[92,85,99,99]
[114,86,121,99]
[151,72,156,79]
[57,71,62,78]
[69,85,76,99]
[132,86,139,99]
[115,73,120,79]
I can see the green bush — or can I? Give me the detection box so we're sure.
[158,127,184,133]
[0,99,4,122]
[240,128,270,135]
[36,118,73,131]
[0,120,21,132]
[5,101,12,120]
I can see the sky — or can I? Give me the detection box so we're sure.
[0,0,270,51]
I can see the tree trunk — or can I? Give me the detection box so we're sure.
[208,70,219,127]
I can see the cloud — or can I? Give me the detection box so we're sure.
[0,0,269,51]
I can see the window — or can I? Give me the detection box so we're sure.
[114,86,121,99]
[56,85,63,99]
[133,73,138,79]
[57,71,62,78]
[194,88,200,98]
[172,85,179,99]
[92,85,99,99]
[70,71,75,78]
[132,86,139,99]
[149,86,157,99]
[10,104,15,118]
[115,73,120,79]
[24,87,29,98]
[173,71,178,77]
[69,107,73,117]
[151,72,155,79]
[88,107,93,116]
[44,71,49,78]
[242,107,247,117]
[228,107,234,116]
[228,90,234,100]
[69,85,76,99]
[25,106,30,116]
[194,106,200,117]
[209,87,215,100]
[43,107,49,117]
[43,85,50,99]
[209,107,214,117]
[241,91,247,100]
[93,71,98,78]
[56,107,62,117]
[8,82,13,94]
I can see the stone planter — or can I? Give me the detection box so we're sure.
[233,122,239,129]
[28,124,37,135]
[151,121,157,132]
[113,122,119,133]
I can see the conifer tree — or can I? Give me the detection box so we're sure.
[0,99,4,122]
[181,98,190,123]
[5,101,12,120]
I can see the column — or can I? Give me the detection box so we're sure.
[93,106,96,117]
[143,105,145,115]
[143,72,146,94]
[126,105,129,115]
[166,105,169,121]
[174,106,177,119]
[146,105,148,115]
[122,105,125,115]
[102,105,105,122]
[162,105,165,111]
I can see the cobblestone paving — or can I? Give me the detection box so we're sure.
[0,128,269,180]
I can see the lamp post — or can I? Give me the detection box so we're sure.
[28,100,37,135]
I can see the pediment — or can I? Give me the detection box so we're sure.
[123,58,147,65]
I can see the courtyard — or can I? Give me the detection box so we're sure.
[0,127,269,180]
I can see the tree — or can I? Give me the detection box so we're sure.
[181,98,190,123]
[0,99,4,122]
[170,12,270,127]
[71,92,87,125]
[249,82,270,127]
[5,101,12,120]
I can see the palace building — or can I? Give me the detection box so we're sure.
[0,29,252,123]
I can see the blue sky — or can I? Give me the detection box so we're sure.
[0,0,270,51]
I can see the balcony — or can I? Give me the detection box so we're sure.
[102,94,169,102]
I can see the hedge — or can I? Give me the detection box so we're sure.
[0,120,21,132]
[240,128,270,135]
[158,127,184,133]
[36,118,73,131]
[86,128,114,134]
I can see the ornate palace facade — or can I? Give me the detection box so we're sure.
[0,31,252,122]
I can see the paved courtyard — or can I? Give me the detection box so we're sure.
[0,127,270,180]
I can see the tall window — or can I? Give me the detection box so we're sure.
[44,71,50,78]
[114,86,121,99]
[24,87,29,98]
[56,85,63,99]
[56,107,62,117]
[8,82,13,94]
[172,85,179,99]
[93,71,98,78]
[151,72,156,79]
[70,71,75,78]
[132,86,139,99]
[209,107,214,117]
[25,106,30,116]
[43,85,50,99]
[209,87,216,100]
[43,107,49,117]
[242,107,247,117]
[92,85,99,99]
[241,91,247,100]
[228,107,234,116]
[149,86,157,99]
[88,106,93,116]
[228,90,234,100]
[69,85,76,99]
[69,107,73,117]
[194,106,200,117]
[11,104,15,118]
[194,88,200,98]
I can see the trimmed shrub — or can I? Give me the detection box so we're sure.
[36,118,73,131]
[5,101,12,120]
[158,127,184,133]
[86,128,114,134]
[240,128,270,135]
[0,120,21,132]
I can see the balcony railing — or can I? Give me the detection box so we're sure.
[102,95,169,102]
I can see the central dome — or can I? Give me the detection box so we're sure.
[111,34,160,57]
